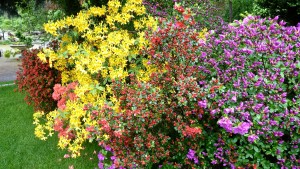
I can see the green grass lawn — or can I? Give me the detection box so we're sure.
[0,84,98,169]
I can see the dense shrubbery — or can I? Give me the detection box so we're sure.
[194,15,300,168]
[33,0,157,157]
[16,46,61,112]
[254,0,300,26]
[95,9,207,167]
[27,0,300,168]
[144,0,223,31]
[93,13,300,168]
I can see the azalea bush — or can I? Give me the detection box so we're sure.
[94,7,208,168]
[33,0,157,156]
[16,45,61,112]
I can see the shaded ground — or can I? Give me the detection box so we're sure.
[0,45,20,82]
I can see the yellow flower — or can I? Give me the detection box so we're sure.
[34,0,157,157]
[88,6,106,17]
[44,22,58,36]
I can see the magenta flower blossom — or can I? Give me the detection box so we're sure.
[98,162,104,169]
[273,131,284,137]
[233,122,251,135]
[98,153,105,161]
[217,117,233,132]
[256,93,265,100]
[248,134,259,143]
[187,149,199,164]
[198,100,207,108]
[224,108,234,114]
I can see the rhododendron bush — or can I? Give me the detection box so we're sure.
[30,0,300,168]
[193,16,300,168]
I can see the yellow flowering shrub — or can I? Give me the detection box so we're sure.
[33,0,158,157]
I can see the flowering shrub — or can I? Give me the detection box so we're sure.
[16,47,61,112]
[194,15,300,168]
[94,14,300,168]
[90,7,210,168]
[32,1,300,168]
[33,0,157,157]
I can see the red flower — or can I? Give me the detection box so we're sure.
[183,14,191,21]
[175,21,185,29]
[174,5,185,13]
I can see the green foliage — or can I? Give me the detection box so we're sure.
[12,0,65,46]
[224,0,255,22]
[51,0,108,15]
[0,16,13,40]
[3,49,19,58]
[15,0,47,33]
[4,50,12,58]
[51,0,81,15]
[254,0,300,26]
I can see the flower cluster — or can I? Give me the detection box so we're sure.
[33,0,158,158]
[31,1,300,168]
[195,15,300,168]
[90,7,209,168]
[16,47,61,112]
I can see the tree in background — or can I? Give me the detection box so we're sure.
[50,0,108,16]
[214,0,255,23]
[0,16,13,40]
[254,0,300,26]
[0,0,44,16]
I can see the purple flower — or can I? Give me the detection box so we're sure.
[248,134,259,143]
[108,164,116,169]
[233,122,251,135]
[253,103,264,111]
[273,131,284,137]
[231,95,237,102]
[276,149,281,154]
[218,117,233,132]
[247,72,255,79]
[98,153,105,161]
[201,51,207,58]
[186,149,199,164]
[198,100,207,108]
[211,160,217,165]
[111,156,116,161]
[269,120,278,126]
[256,93,265,100]
[187,149,196,160]
[224,108,234,114]
[98,162,104,169]
[105,145,112,151]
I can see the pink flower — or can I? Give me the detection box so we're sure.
[57,98,66,110]
[68,92,77,101]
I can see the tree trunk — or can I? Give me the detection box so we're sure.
[229,0,233,22]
